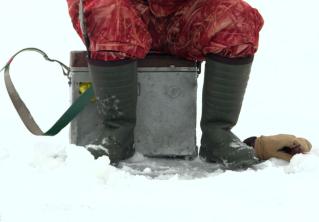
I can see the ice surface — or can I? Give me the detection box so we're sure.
[119,153,222,179]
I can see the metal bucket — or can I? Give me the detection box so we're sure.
[69,51,199,158]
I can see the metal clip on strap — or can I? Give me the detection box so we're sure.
[1,48,94,136]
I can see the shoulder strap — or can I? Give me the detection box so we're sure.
[1,48,94,136]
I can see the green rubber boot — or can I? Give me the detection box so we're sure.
[199,54,259,169]
[86,59,137,165]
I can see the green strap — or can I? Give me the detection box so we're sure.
[1,48,94,136]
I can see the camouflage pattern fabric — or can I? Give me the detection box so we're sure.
[66,0,264,61]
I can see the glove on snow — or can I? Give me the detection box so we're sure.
[251,134,312,161]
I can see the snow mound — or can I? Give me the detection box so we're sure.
[286,153,319,173]
[0,146,9,161]
[29,143,113,184]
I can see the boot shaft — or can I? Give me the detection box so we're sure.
[201,54,253,130]
[88,59,138,125]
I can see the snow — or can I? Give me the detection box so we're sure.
[1,143,319,222]
[1,0,319,222]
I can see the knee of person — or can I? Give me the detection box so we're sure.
[203,0,264,30]
[234,0,264,32]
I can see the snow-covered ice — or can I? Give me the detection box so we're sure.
[1,0,319,222]
[1,142,318,222]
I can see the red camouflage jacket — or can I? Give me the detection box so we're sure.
[147,0,189,17]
